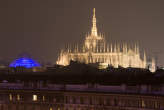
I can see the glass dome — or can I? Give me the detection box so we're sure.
[9,57,41,68]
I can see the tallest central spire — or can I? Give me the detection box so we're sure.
[91,8,98,36]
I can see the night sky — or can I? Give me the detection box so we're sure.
[0,0,164,66]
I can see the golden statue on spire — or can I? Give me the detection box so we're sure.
[56,8,155,72]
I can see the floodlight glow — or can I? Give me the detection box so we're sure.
[9,57,41,68]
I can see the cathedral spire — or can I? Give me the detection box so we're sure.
[143,51,147,68]
[91,8,98,36]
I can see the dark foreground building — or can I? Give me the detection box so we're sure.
[0,63,164,110]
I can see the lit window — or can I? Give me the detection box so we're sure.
[142,100,146,108]
[9,94,12,101]
[17,94,20,101]
[43,96,45,101]
[155,101,160,109]
[33,95,37,101]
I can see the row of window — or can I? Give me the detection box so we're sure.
[9,94,38,101]
[65,96,161,109]
[8,94,161,109]
[0,104,61,110]
[23,82,163,93]
[8,94,62,103]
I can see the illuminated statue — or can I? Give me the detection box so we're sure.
[56,8,155,71]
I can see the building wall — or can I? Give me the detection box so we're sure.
[0,90,163,110]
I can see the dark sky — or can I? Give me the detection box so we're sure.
[0,0,164,66]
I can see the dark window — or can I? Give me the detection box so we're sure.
[80,97,84,104]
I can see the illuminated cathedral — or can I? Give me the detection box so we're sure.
[56,8,155,71]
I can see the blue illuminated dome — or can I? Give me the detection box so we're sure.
[9,57,41,68]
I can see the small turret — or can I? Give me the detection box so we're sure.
[150,58,156,73]
[143,51,147,68]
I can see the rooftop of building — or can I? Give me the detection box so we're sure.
[0,61,163,85]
